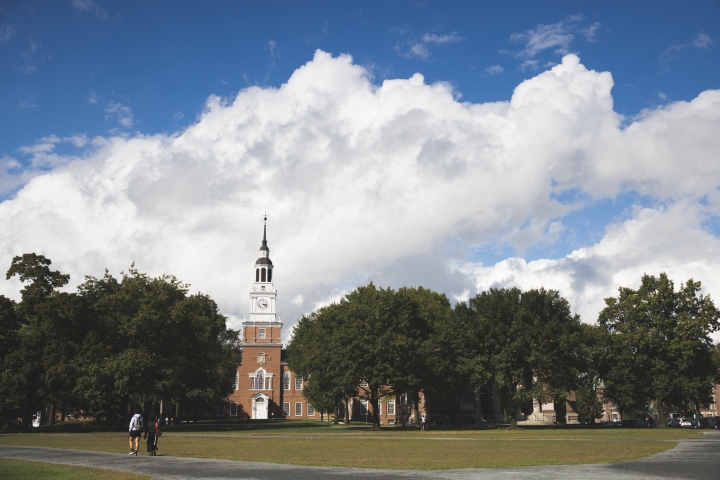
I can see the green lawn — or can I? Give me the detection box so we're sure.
[0,423,703,469]
[0,458,149,479]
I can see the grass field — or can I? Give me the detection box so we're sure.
[0,458,150,479]
[0,421,703,469]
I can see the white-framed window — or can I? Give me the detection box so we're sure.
[283,371,291,390]
[295,376,303,390]
[308,404,315,416]
[230,402,238,417]
[217,405,225,417]
[258,328,266,339]
[250,377,255,390]
[360,400,368,416]
[283,402,290,417]
[233,372,239,390]
[66,406,75,416]
[377,401,382,415]
[257,370,265,390]
[295,402,303,416]
[387,400,395,416]
[360,380,368,387]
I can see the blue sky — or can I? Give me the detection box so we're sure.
[2,1,717,156]
[1,1,719,332]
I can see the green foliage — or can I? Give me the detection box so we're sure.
[287,283,455,429]
[74,268,241,421]
[0,254,240,428]
[1,254,81,427]
[454,287,583,427]
[598,273,720,421]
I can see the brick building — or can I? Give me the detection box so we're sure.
[225,218,399,423]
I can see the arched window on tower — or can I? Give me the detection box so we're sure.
[268,268,272,282]
[261,268,266,282]
[256,370,265,390]
[256,268,259,282]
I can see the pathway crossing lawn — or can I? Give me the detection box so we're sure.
[0,458,150,479]
[0,427,703,469]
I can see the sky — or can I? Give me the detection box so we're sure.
[1,1,719,339]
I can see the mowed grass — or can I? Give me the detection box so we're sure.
[0,458,150,479]
[0,426,701,469]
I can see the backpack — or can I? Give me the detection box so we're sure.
[133,415,143,431]
[155,422,162,437]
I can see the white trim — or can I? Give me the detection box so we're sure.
[308,404,315,416]
[295,402,303,416]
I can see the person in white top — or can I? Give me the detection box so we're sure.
[128,409,144,456]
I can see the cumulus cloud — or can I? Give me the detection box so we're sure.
[0,25,15,43]
[397,31,463,59]
[483,65,504,76]
[464,200,720,330]
[71,0,108,19]
[0,51,719,341]
[105,101,133,127]
[693,33,714,49]
[509,15,585,59]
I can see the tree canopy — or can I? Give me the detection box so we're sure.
[0,254,240,427]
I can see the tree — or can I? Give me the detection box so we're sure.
[74,267,241,424]
[1,254,81,428]
[287,304,359,426]
[598,273,720,424]
[0,295,20,423]
[287,283,454,429]
[455,287,583,428]
[573,324,609,424]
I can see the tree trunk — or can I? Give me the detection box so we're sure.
[22,404,33,429]
[344,398,350,426]
[333,404,339,424]
[370,388,381,429]
[656,398,666,428]
[413,397,420,426]
[510,416,517,429]
[48,403,56,427]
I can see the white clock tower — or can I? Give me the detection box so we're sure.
[249,215,277,323]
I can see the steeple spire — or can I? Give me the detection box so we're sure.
[260,213,268,251]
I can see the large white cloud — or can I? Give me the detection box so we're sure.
[1,51,719,338]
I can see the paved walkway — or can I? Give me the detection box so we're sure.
[1,431,718,479]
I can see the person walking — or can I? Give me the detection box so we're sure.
[128,409,144,456]
[420,414,426,431]
[144,415,161,456]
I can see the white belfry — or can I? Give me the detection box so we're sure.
[249,215,277,324]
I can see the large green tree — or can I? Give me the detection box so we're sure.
[455,287,583,428]
[1,254,82,428]
[74,268,241,423]
[598,273,720,423]
[287,283,454,429]
[286,303,358,425]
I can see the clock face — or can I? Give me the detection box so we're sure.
[257,298,269,310]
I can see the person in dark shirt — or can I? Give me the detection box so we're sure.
[144,415,161,456]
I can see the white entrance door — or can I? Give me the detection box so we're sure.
[253,396,268,419]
